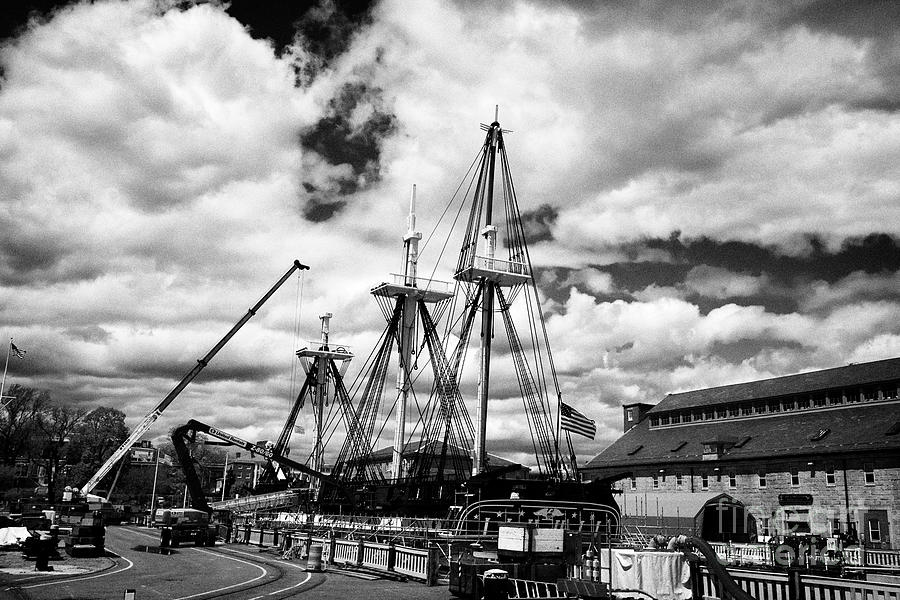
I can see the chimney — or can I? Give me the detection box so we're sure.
[623,402,655,432]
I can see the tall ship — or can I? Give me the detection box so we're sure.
[288,113,618,518]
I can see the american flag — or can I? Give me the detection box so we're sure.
[560,402,596,439]
[10,342,25,359]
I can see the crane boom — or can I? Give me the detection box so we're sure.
[80,260,309,497]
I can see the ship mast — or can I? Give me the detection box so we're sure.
[293,312,353,498]
[391,186,422,480]
[452,110,566,479]
[474,120,500,476]
[370,186,455,482]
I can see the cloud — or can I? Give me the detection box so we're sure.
[1,0,899,470]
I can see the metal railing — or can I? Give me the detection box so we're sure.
[377,273,454,294]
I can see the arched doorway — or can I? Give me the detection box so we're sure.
[697,494,756,543]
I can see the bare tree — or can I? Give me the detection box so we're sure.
[0,384,48,465]
[34,403,87,502]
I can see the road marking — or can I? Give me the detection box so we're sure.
[122,527,161,542]
[172,547,268,600]
[219,546,311,569]
[19,550,134,589]
[268,571,312,594]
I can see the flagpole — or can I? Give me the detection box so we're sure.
[0,338,11,408]
[556,392,562,478]
[221,453,228,501]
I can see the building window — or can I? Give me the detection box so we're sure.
[676,473,683,487]
[868,519,882,543]
[671,413,681,424]
[729,474,737,489]
[758,472,767,489]
[864,463,875,485]
[660,415,670,425]
[652,475,659,489]
[825,466,836,486]
[790,470,800,487]
[630,476,636,490]
[626,408,634,422]
[650,417,660,427]
[701,474,709,490]
[786,509,811,534]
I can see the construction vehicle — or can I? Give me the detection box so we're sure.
[170,419,349,517]
[75,260,309,501]
[155,508,217,547]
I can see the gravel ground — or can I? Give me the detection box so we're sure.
[0,546,114,578]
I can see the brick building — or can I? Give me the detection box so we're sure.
[583,357,900,549]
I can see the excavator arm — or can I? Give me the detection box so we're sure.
[171,418,348,512]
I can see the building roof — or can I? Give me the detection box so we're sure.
[650,357,900,413]
[585,401,900,477]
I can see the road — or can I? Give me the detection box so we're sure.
[1,526,454,600]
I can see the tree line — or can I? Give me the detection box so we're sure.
[0,384,228,509]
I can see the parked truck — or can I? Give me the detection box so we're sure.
[155,508,217,547]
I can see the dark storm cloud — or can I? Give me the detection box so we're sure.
[779,1,900,114]
[519,204,557,244]
[0,225,103,286]
[710,339,808,364]
[0,0,71,42]
[300,81,397,217]
[648,232,900,284]
[64,325,112,344]
[303,197,347,222]
[117,357,282,384]
[780,0,900,40]
[225,0,375,82]
[540,233,900,315]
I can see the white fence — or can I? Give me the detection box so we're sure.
[699,566,790,600]
[257,530,440,585]
[699,565,900,600]
[710,542,900,571]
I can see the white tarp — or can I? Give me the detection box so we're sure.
[0,526,31,547]
[602,549,693,600]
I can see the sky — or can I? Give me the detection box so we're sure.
[1,0,899,470]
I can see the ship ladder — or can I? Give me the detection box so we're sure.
[507,578,567,600]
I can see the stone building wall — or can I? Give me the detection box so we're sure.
[613,452,899,548]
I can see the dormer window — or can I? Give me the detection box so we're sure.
[702,436,737,460]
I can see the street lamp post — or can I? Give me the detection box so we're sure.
[221,452,228,502]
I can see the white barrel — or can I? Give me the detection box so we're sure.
[308,544,323,572]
